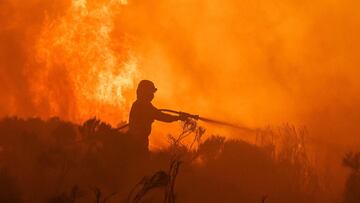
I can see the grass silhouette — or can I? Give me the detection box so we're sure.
[0,117,342,202]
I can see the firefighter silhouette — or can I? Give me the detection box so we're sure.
[128,80,186,150]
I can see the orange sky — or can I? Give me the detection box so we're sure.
[0,0,360,150]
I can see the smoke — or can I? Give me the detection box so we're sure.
[116,0,360,147]
[1,0,360,199]
[0,0,72,117]
[1,0,360,148]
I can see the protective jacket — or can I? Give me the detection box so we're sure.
[128,100,178,147]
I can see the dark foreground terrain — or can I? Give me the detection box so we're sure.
[0,117,359,203]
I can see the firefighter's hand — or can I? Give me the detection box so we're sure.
[178,113,189,121]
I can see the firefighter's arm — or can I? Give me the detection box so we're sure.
[154,109,179,122]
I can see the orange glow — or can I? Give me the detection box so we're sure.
[34,0,137,124]
[1,0,359,148]
[1,0,360,200]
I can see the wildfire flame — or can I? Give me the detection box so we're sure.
[1,0,359,150]
[35,0,137,124]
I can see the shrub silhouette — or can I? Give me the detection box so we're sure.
[343,152,360,203]
[0,117,326,202]
[0,168,21,203]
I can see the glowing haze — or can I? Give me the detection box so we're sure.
[0,0,360,149]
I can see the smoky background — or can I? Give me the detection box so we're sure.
[1,0,360,200]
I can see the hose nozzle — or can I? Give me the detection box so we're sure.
[179,112,199,120]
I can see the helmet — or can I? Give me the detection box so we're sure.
[137,80,157,93]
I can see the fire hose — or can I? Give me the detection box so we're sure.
[160,109,258,132]
[116,109,258,133]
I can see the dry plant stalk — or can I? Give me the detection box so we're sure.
[164,159,182,203]
[164,118,204,202]
[125,171,169,203]
[91,187,117,203]
[126,118,204,203]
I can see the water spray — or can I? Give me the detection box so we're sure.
[159,109,258,133]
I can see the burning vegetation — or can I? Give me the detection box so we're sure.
[1,0,360,202]
[0,117,330,202]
